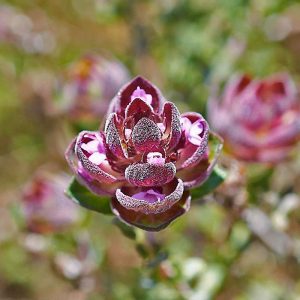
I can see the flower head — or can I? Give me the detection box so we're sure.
[66,76,222,231]
[22,172,81,234]
[56,54,130,120]
[208,74,300,164]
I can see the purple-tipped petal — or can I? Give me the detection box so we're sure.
[77,169,124,196]
[188,120,205,145]
[133,189,165,203]
[104,113,126,158]
[125,162,176,187]
[74,131,123,183]
[255,73,297,109]
[223,74,252,106]
[125,98,154,121]
[177,132,223,188]
[115,178,184,214]
[162,102,182,151]
[131,117,162,152]
[264,112,300,147]
[107,76,164,115]
[111,189,190,231]
[176,113,209,169]
[130,86,152,105]
[76,147,117,184]
[65,132,124,195]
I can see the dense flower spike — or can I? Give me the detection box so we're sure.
[66,76,222,231]
[208,74,300,163]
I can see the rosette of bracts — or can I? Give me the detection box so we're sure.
[66,76,222,231]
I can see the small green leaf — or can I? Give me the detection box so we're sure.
[113,218,137,240]
[66,177,112,215]
[136,243,150,259]
[191,166,227,200]
[10,202,26,229]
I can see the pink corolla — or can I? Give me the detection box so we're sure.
[22,173,80,234]
[208,74,300,164]
[56,55,130,120]
[66,76,222,231]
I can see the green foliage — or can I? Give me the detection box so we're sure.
[191,167,227,200]
[66,177,112,215]
[113,218,137,240]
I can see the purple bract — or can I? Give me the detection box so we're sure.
[66,76,222,231]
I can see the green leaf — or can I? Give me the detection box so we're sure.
[191,166,227,200]
[9,202,26,229]
[135,243,150,259]
[66,177,112,215]
[113,218,137,240]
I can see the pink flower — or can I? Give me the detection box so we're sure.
[56,54,130,120]
[208,74,300,164]
[22,172,80,234]
[66,76,222,231]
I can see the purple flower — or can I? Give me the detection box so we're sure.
[208,74,300,164]
[56,54,130,120]
[22,172,80,234]
[66,76,222,231]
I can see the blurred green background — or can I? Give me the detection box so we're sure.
[1,0,300,299]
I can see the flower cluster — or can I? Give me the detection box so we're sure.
[22,172,80,234]
[66,76,222,231]
[209,74,300,163]
[56,55,130,120]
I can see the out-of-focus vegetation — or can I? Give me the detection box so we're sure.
[1,0,300,299]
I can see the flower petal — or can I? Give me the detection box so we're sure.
[176,113,209,169]
[115,178,184,214]
[177,132,223,188]
[104,113,126,158]
[125,97,153,120]
[65,133,124,196]
[111,184,190,231]
[74,131,122,183]
[223,74,252,106]
[256,146,294,164]
[88,152,106,165]
[264,113,300,147]
[131,117,162,152]
[107,76,164,116]
[162,102,182,151]
[125,162,176,187]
